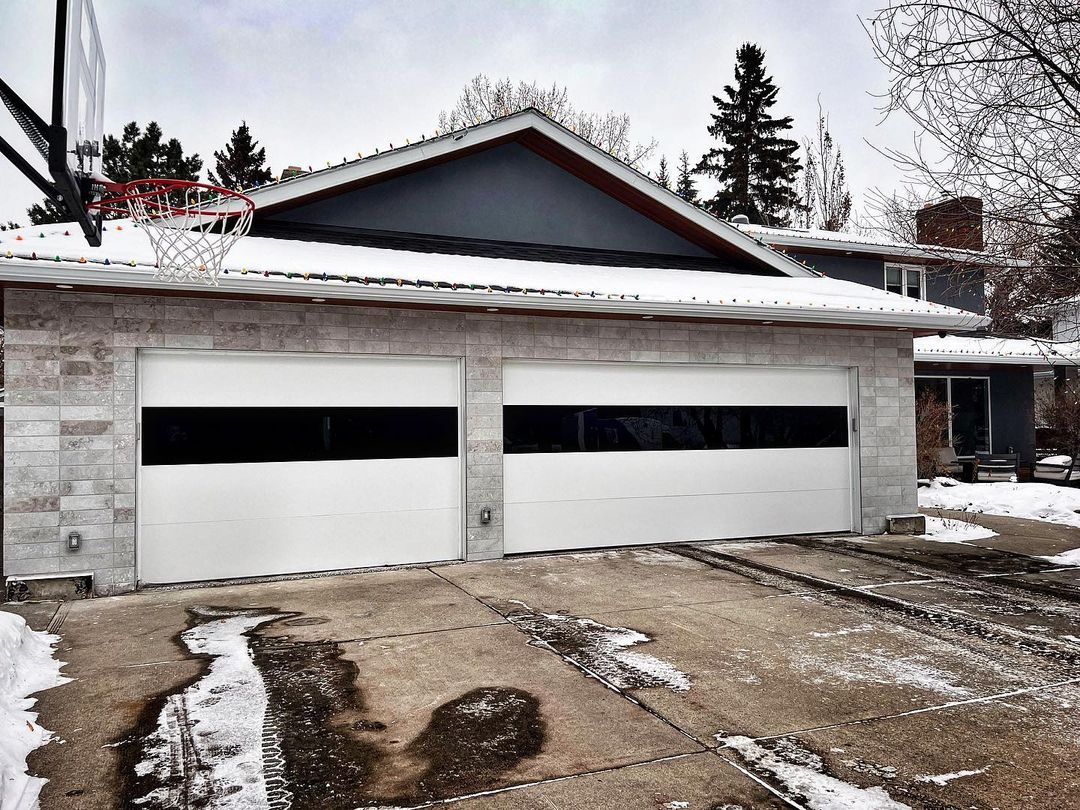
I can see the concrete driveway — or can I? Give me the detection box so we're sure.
[9,518,1080,809]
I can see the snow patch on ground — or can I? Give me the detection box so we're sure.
[792,648,970,698]
[507,610,691,692]
[133,606,286,808]
[918,515,999,544]
[920,478,1080,528]
[0,611,68,810]
[1039,547,1080,567]
[625,548,702,569]
[916,767,988,786]
[719,736,912,809]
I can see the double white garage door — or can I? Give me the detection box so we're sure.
[137,351,855,585]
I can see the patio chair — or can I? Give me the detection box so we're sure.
[937,447,963,477]
[1033,455,1079,484]
[973,452,1019,482]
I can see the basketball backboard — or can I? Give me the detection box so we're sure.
[0,0,107,245]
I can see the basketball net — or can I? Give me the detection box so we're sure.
[89,179,254,286]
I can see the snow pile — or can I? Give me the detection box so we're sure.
[1039,548,1080,567]
[719,736,912,809]
[919,478,1080,528]
[0,611,68,810]
[133,606,285,808]
[918,515,999,545]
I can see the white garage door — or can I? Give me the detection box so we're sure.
[503,360,855,553]
[137,350,462,584]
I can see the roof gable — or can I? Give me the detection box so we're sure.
[246,110,816,278]
[263,142,723,264]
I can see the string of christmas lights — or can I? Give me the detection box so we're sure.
[0,227,985,325]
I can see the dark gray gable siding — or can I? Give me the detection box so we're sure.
[264,142,715,259]
[791,252,985,314]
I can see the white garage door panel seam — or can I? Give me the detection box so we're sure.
[139,502,460,527]
[503,486,852,506]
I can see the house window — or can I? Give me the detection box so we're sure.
[885,264,925,299]
[915,376,991,457]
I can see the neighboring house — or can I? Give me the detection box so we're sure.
[737,200,1068,476]
[0,109,981,595]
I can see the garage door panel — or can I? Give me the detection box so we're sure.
[141,351,459,407]
[137,350,462,584]
[504,361,849,406]
[504,489,852,554]
[140,458,460,525]
[505,448,852,503]
[502,359,855,554]
[139,508,460,584]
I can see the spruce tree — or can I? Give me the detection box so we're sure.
[655,155,671,189]
[25,120,202,223]
[27,198,69,226]
[675,150,699,204]
[208,121,273,190]
[102,121,202,184]
[697,43,801,225]
[1042,196,1080,283]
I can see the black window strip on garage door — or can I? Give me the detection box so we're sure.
[141,407,458,466]
[503,405,848,454]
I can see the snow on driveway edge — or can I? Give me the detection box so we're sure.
[0,611,69,810]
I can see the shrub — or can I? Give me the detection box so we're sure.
[915,389,951,478]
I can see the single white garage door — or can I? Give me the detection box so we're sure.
[137,350,462,584]
[503,360,855,553]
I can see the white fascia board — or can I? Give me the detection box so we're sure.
[246,111,818,280]
[914,351,1064,367]
[915,354,1058,369]
[0,258,990,332]
[752,230,1029,268]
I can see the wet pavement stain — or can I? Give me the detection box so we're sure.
[117,605,547,809]
[503,604,691,692]
[404,687,544,801]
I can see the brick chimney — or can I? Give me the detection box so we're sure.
[915,196,983,251]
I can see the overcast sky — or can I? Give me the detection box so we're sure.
[0,0,919,226]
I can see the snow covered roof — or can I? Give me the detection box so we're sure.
[0,222,989,331]
[914,334,1080,366]
[243,109,819,280]
[736,223,1006,265]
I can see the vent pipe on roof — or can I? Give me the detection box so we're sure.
[731,214,751,225]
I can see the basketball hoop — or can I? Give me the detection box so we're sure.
[89,179,254,285]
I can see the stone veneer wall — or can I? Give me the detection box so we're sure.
[3,289,916,594]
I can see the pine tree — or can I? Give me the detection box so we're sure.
[697,43,801,225]
[27,198,69,226]
[1042,196,1080,282]
[655,155,671,189]
[675,151,699,204]
[102,121,202,184]
[208,121,273,190]
[25,121,202,224]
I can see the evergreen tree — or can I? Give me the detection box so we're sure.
[697,43,801,225]
[102,121,202,184]
[1042,195,1080,280]
[655,155,671,189]
[0,221,21,231]
[25,121,202,223]
[27,198,69,226]
[208,121,273,190]
[675,150,699,204]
